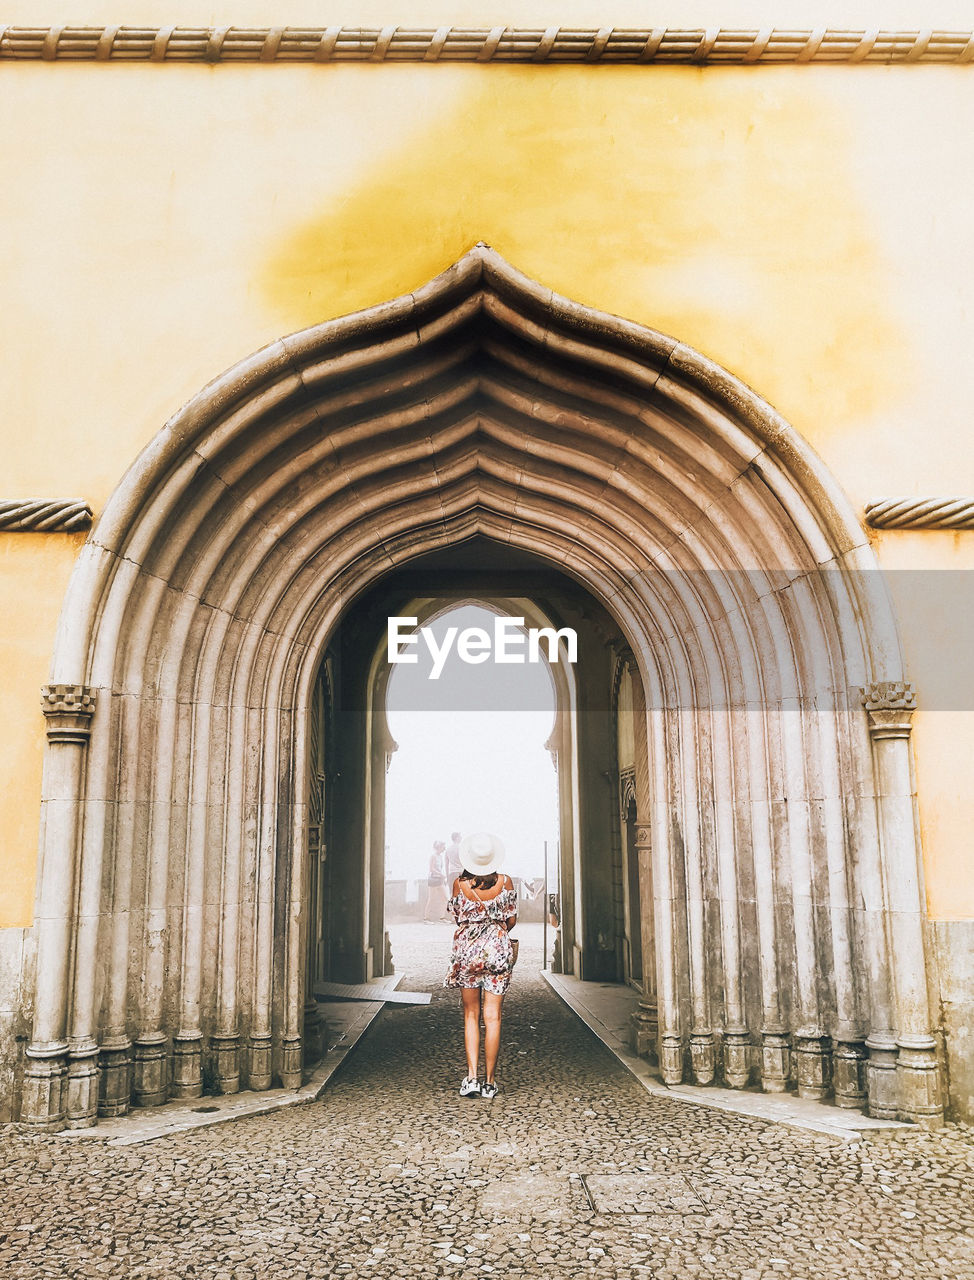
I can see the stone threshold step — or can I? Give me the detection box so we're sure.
[54,973,401,1146]
[542,969,908,1141]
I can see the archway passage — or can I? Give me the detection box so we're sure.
[314,552,641,1009]
[25,245,941,1130]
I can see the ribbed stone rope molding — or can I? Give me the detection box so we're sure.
[2,25,974,65]
[865,498,974,530]
[0,499,92,532]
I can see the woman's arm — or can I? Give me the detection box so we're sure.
[505,875,517,930]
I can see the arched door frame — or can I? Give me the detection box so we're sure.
[23,245,941,1131]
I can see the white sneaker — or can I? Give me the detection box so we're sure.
[459,1076,481,1098]
[480,1080,498,1100]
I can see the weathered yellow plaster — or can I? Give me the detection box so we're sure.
[0,535,86,928]
[262,69,910,436]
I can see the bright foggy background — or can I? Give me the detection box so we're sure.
[384,605,560,884]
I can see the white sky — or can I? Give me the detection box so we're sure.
[384,604,560,884]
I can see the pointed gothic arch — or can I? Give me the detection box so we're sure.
[25,245,941,1130]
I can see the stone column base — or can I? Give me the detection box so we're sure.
[896,1039,944,1127]
[628,1001,657,1060]
[98,1040,132,1117]
[21,1048,67,1130]
[723,1030,751,1089]
[134,1035,170,1106]
[280,1035,303,1088]
[833,1040,868,1111]
[65,1046,100,1128]
[866,1035,899,1119]
[659,1034,683,1084]
[249,1034,273,1091]
[760,1031,790,1092]
[169,1034,201,1098]
[795,1033,832,1100]
[210,1034,240,1095]
[689,1031,715,1085]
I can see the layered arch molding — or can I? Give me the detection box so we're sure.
[25,245,942,1130]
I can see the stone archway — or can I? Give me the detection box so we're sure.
[25,245,941,1130]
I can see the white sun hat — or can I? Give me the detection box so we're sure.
[459,831,505,876]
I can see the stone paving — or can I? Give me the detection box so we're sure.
[2,922,973,1279]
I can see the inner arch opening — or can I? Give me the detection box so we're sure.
[383,601,559,969]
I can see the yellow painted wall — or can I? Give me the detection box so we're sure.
[0,536,87,924]
[1,37,973,923]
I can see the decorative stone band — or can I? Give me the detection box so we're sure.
[0,499,92,532]
[41,683,96,743]
[864,497,974,530]
[861,681,916,740]
[1,26,973,66]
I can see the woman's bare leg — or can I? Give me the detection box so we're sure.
[461,988,482,1078]
[482,992,504,1083]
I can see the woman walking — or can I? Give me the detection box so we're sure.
[444,832,517,1099]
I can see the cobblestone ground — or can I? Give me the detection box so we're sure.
[2,923,973,1279]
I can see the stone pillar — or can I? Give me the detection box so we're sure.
[862,682,943,1126]
[213,700,247,1093]
[251,703,279,1088]
[168,1034,200,1095]
[679,710,714,1086]
[648,711,684,1086]
[833,1040,869,1110]
[711,707,749,1089]
[210,1034,240,1095]
[282,814,306,1090]
[760,1030,791,1093]
[248,1035,274,1091]
[169,700,214,1102]
[865,1033,899,1119]
[98,1035,133,1117]
[23,685,96,1130]
[779,698,828,1100]
[65,1041,100,1129]
[134,1034,170,1105]
[629,823,658,1059]
[723,1030,751,1090]
[794,1034,832,1100]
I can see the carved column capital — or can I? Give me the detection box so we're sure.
[618,767,636,821]
[40,684,96,743]
[861,681,916,739]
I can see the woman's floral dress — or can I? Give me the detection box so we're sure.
[444,883,518,994]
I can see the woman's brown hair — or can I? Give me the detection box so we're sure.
[460,869,499,891]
